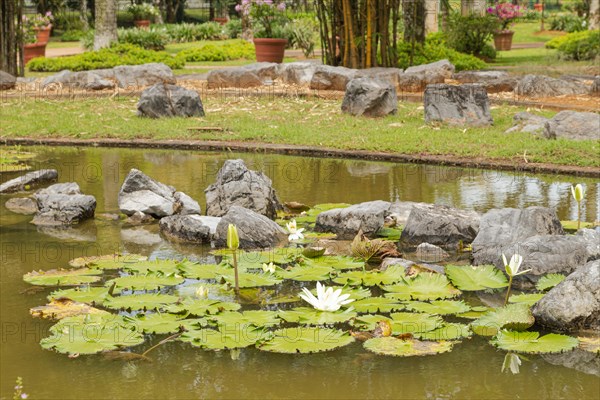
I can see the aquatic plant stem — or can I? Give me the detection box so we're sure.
[232,250,240,295]
[577,202,581,230]
[504,276,513,306]
[141,332,182,358]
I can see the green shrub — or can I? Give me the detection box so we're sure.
[549,13,587,32]
[225,18,242,39]
[27,43,185,71]
[179,39,255,62]
[53,11,85,32]
[397,35,487,71]
[117,28,169,50]
[548,30,600,60]
[287,18,318,57]
[446,13,499,58]
[61,29,85,42]
[519,9,541,21]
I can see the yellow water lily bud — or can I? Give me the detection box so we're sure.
[227,224,239,250]
[571,184,584,202]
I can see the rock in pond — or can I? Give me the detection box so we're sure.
[0,169,58,193]
[213,206,288,249]
[4,197,38,215]
[424,84,493,126]
[204,159,282,219]
[415,243,450,263]
[543,111,600,141]
[532,260,599,331]
[31,183,96,226]
[159,214,213,244]
[314,200,391,240]
[137,84,204,118]
[577,228,600,261]
[341,78,398,117]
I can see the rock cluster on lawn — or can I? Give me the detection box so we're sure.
[205,159,282,219]
[42,70,115,90]
[505,112,549,134]
[0,70,17,90]
[505,110,600,141]
[591,76,600,97]
[452,70,518,93]
[0,169,58,193]
[207,62,280,88]
[118,168,200,218]
[213,206,288,249]
[515,74,589,98]
[341,78,398,117]
[137,84,204,118]
[424,84,493,126]
[31,183,96,226]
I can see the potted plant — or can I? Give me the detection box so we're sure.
[488,2,522,51]
[32,11,54,44]
[22,15,47,64]
[235,0,289,63]
[127,3,159,28]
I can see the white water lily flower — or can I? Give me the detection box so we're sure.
[299,281,354,312]
[571,184,585,202]
[262,262,276,274]
[502,253,531,277]
[286,219,305,241]
[195,286,209,298]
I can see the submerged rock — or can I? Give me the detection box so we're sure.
[204,159,282,219]
[31,183,96,226]
[314,200,391,240]
[0,169,58,193]
[341,78,398,117]
[159,214,212,244]
[137,84,205,118]
[213,206,288,249]
[124,211,156,225]
[424,84,493,126]
[4,197,38,215]
[543,111,600,141]
[415,243,450,263]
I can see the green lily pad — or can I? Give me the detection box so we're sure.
[178,263,233,280]
[349,297,405,313]
[216,248,303,268]
[103,293,180,311]
[491,330,579,354]
[23,268,103,286]
[48,286,109,305]
[415,323,472,341]
[383,273,461,301]
[560,220,594,231]
[280,203,351,226]
[180,327,265,350]
[333,265,405,286]
[471,304,535,336]
[376,227,403,241]
[124,312,187,334]
[455,306,492,320]
[221,271,283,288]
[123,259,190,275]
[536,274,566,291]
[353,313,443,335]
[209,310,281,328]
[445,264,508,291]
[177,283,234,299]
[508,293,545,306]
[166,298,241,316]
[30,299,109,320]
[69,254,147,269]
[106,272,185,293]
[275,264,334,281]
[364,337,454,357]
[303,256,366,271]
[404,300,471,315]
[259,327,354,354]
[278,307,357,325]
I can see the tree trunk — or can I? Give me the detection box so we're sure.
[403,0,425,43]
[154,0,164,24]
[461,0,486,16]
[1,0,23,76]
[94,0,117,50]
[590,0,600,30]
[424,0,438,34]
[79,0,90,31]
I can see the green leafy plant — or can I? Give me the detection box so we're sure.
[471,303,534,336]
[117,28,169,50]
[127,3,159,21]
[445,264,509,291]
[235,0,289,38]
[536,274,566,291]
[259,327,354,353]
[397,34,489,70]
[225,18,243,39]
[446,13,499,58]
[549,13,587,32]
[546,30,600,61]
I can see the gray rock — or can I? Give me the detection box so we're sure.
[37,225,97,242]
[113,63,176,89]
[32,183,96,226]
[314,200,391,240]
[576,228,600,261]
[543,111,600,141]
[279,62,317,86]
[415,243,450,263]
[398,72,445,92]
[194,215,221,235]
[159,214,212,244]
[0,169,58,193]
[357,67,404,87]
[309,65,358,91]
[174,191,201,215]
[214,206,288,249]
[4,197,38,215]
[452,70,517,93]
[543,349,600,377]
[137,84,205,118]
[424,84,493,126]
[124,210,156,225]
[405,59,455,79]
[591,76,600,97]
[0,70,17,90]
[204,159,282,219]
[207,62,279,88]
[41,70,114,90]
[515,74,588,98]
[341,78,398,117]
[387,201,429,226]
[532,260,599,331]
[472,207,564,266]
[380,257,446,274]
[505,112,549,134]
[399,204,480,249]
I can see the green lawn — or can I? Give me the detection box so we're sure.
[510,22,565,44]
[46,40,82,49]
[0,97,597,168]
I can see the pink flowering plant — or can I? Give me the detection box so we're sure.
[487,2,522,31]
[21,12,54,44]
[235,0,288,38]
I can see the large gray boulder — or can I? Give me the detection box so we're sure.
[4,197,38,215]
[387,201,429,226]
[505,112,549,134]
[31,183,96,226]
[532,260,600,331]
[159,214,212,244]
[424,84,493,126]
[279,62,317,86]
[452,70,517,94]
[472,207,564,266]
[0,70,17,90]
[577,228,600,261]
[137,84,205,118]
[543,111,600,141]
[399,204,480,249]
[310,65,358,91]
[357,67,404,87]
[118,169,200,218]
[398,72,445,92]
[214,206,288,249]
[0,169,58,193]
[41,70,114,90]
[204,159,282,219]
[207,62,279,88]
[314,200,392,240]
[112,63,176,89]
[341,78,398,117]
[515,74,588,98]
[591,76,600,97]
[405,60,455,79]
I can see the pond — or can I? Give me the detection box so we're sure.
[1,146,599,399]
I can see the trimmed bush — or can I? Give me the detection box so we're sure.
[225,19,242,39]
[179,40,255,62]
[117,28,169,50]
[546,30,600,61]
[549,13,587,32]
[397,35,487,71]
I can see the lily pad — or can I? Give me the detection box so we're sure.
[177,283,234,299]
[123,259,189,275]
[106,273,185,293]
[23,268,102,286]
[30,299,109,320]
[48,286,109,305]
[221,271,283,288]
[508,293,545,306]
[209,310,281,328]
[333,265,405,286]
[445,264,508,291]
[278,307,357,325]
[363,337,454,357]
[216,248,302,268]
[536,274,566,291]
[415,323,472,341]
[275,264,334,281]
[259,327,354,354]
[349,297,405,313]
[103,293,180,311]
[491,330,579,354]
[471,304,535,336]
[280,203,351,226]
[578,337,600,354]
[560,220,594,231]
[376,227,403,241]
[354,313,443,335]
[179,263,233,280]
[404,300,471,315]
[456,306,492,320]
[123,312,187,334]
[69,254,147,269]
[383,273,461,301]
[305,256,366,271]
[166,298,241,316]
[180,327,264,350]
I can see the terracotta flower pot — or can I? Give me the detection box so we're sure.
[253,38,287,63]
[213,17,228,26]
[24,42,47,64]
[134,20,151,28]
[493,31,514,51]
[35,25,52,44]
[534,4,543,11]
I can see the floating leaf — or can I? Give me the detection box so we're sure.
[471,304,535,336]
[30,299,109,320]
[124,312,187,334]
[560,220,594,231]
[23,268,102,286]
[349,297,405,313]
[415,323,472,341]
[275,264,334,281]
[280,203,351,226]
[303,256,365,271]
[106,273,185,293]
[209,310,281,328]
[123,259,190,275]
[536,274,566,291]
[177,283,233,299]
[383,273,461,301]
[333,265,405,286]
[278,307,357,325]
[578,337,600,354]
[354,313,443,335]
[221,271,283,288]
[376,227,403,241]
[180,326,266,350]
[445,265,508,291]
[48,286,109,305]
[508,293,545,306]
[259,327,354,354]
[404,300,471,315]
[166,298,241,316]
[491,330,579,354]
[456,306,491,320]
[69,254,147,269]
[178,263,233,280]
[103,293,180,311]
[216,248,302,268]
[364,337,454,357]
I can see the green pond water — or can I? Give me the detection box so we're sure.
[1,146,599,399]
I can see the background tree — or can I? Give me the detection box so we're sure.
[1,0,24,76]
[93,0,117,50]
[590,0,600,29]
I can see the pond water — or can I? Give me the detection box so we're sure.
[1,146,599,399]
